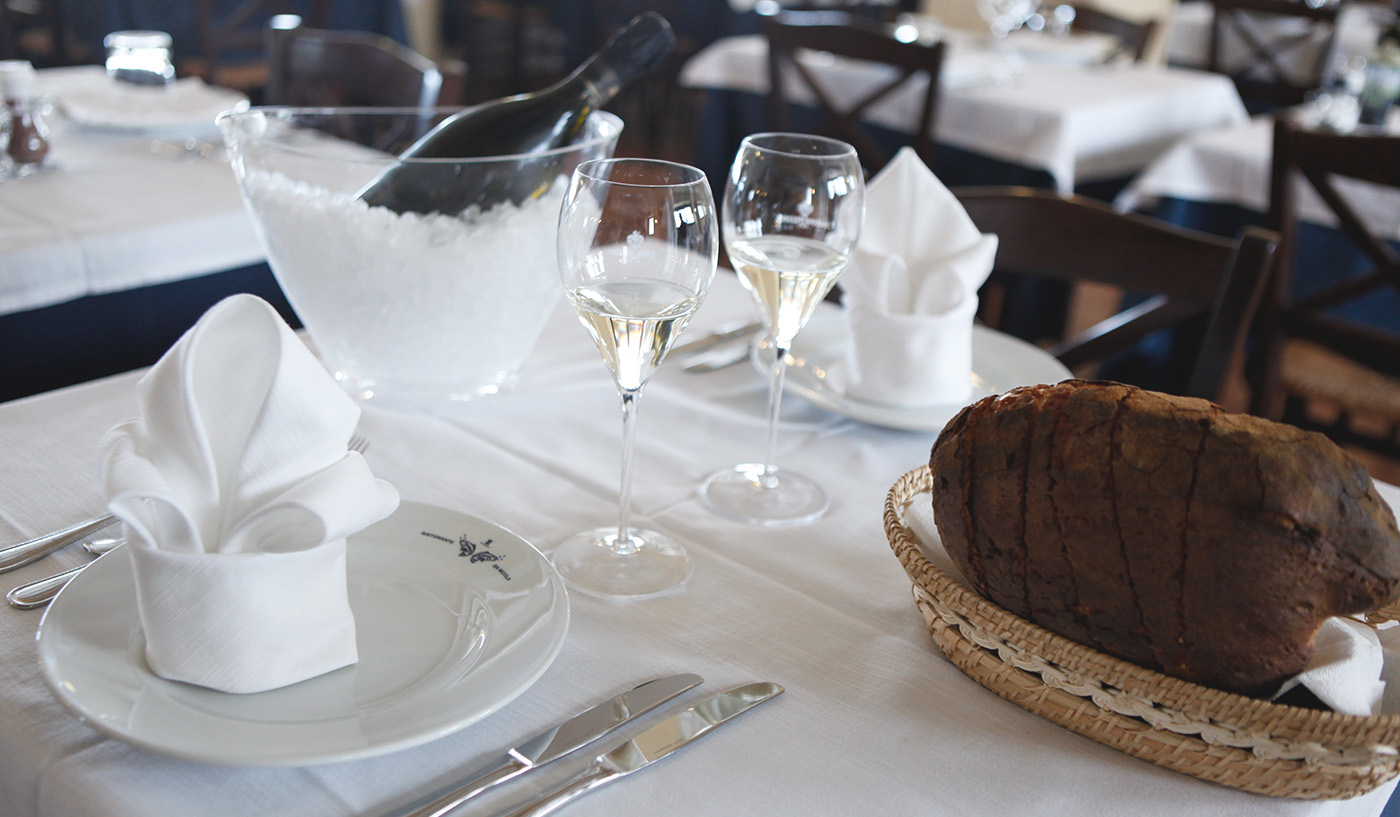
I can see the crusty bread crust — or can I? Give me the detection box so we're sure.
[930,380,1400,696]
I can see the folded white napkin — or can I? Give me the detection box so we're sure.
[100,294,399,694]
[841,147,997,407]
[906,497,1399,716]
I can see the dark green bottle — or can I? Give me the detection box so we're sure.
[358,12,675,215]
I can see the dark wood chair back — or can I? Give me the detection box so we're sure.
[1206,0,1341,110]
[761,9,946,173]
[263,14,465,107]
[956,186,1278,403]
[1251,114,1400,455]
[0,0,83,66]
[1069,4,1157,62]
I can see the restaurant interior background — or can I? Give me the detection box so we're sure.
[2,0,1398,483]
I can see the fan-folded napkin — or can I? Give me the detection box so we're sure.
[840,147,997,407]
[100,294,399,694]
[906,498,1400,716]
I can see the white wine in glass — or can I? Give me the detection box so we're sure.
[700,133,864,527]
[555,158,717,599]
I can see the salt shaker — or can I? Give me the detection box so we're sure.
[0,60,49,177]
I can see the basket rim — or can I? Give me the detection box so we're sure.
[885,464,1400,749]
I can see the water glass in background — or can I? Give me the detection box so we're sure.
[104,31,176,88]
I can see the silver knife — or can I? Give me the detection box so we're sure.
[671,320,762,362]
[499,682,784,817]
[0,513,118,574]
[389,673,703,817]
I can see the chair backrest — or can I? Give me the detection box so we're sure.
[183,0,332,91]
[1251,114,1400,426]
[956,186,1278,403]
[1070,4,1158,62]
[760,9,946,173]
[1206,0,1340,110]
[263,14,464,107]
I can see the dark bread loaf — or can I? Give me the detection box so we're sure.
[929,379,1400,696]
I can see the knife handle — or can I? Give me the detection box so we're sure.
[392,758,527,817]
[498,765,619,817]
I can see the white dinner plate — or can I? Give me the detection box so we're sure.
[57,77,248,134]
[36,501,569,767]
[756,308,1072,433]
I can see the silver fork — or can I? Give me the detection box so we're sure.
[2,435,370,606]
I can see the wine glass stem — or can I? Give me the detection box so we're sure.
[760,341,790,490]
[615,387,641,556]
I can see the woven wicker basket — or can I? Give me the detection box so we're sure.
[885,465,1400,800]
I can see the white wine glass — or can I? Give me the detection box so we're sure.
[555,158,718,599]
[700,133,864,527]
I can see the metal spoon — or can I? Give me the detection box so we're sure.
[7,537,125,609]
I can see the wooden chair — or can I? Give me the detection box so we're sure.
[1206,0,1341,111]
[1251,114,1400,457]
[263,14,465,107]
[0,0,82,66]
[1069,4,1158,62]
[956,187,1278,404]
[761,9,946,174]
[181,0,332,95]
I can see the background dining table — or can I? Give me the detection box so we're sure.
[2,270,1398,817]
[677,26,1249,195]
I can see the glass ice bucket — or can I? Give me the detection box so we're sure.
[217,107,622,406]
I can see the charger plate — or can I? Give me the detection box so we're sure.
[885,465,1400,800]
[36,501,569,766]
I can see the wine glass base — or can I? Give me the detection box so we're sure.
[699,463,830,527]
[551,527,692,600]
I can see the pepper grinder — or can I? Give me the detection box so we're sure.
[0,60,49,177]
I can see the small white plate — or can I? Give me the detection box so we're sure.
[57,77,248,134]
[757,308,1072,433]
[36,501,569,767]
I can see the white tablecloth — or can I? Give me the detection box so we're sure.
[0,67,262,317]
[678,32,1248,192]
[1117,114,1400,241]
[0,274,1394,816]
[1166,0,1386,76]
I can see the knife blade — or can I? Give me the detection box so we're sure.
[670,320,762,363]
[499,682,784,817]
[389,673,703,817]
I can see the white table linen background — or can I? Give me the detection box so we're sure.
[1118,115,1400,242]
[0,67,262,317]
[678,31,1248,193]
[0,276,1394,816]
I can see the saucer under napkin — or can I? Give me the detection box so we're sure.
[840,147,997,407]
[100,294,399,694]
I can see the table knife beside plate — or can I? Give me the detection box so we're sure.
[498,682,784,817]
[387,673,703,817]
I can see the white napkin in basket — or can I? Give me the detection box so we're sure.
[840,147,997,407]
[905,496,1400,716]
[100,294,400,694]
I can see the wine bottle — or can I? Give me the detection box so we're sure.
[357,13,676,216]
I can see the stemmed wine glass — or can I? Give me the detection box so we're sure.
[700,133,864,527]
[555,158,718,599]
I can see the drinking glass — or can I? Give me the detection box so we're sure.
[700,133,864,527]
[555,158,718,599]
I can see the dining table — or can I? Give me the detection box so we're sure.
[3,265,1399,817]
[677,26,1249,195]
[1165,0,1388,77]
[1,65,262,317]
[0,65,295,401]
